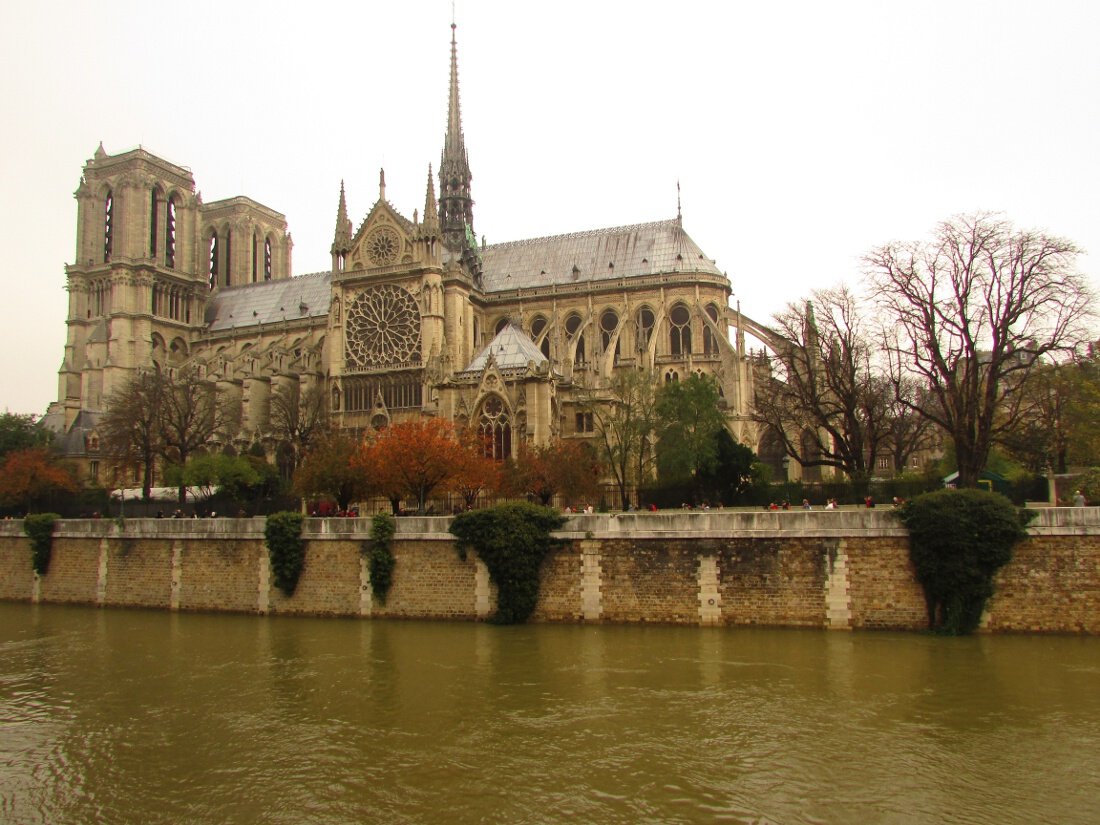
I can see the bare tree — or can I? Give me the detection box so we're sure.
[269,380,329,474]
[158,366,225,503]
[752,286,890,480]
[579,369,660,507]
[867,212,1093,487]
[98,371,162,500]
[882,376,939,474]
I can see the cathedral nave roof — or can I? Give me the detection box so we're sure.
[478,219,723,293]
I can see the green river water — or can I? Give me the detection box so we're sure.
[1,602,1098,824]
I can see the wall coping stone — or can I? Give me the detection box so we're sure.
[1,506,1096,541]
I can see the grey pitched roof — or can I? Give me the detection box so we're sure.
[479,219,723,292]
[461,323,548,374]
[51,409,101,456]
[205,271,331,331]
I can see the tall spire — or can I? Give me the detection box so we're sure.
[439,21,474,251]
[331,180,352,270]
[422,163,440,235]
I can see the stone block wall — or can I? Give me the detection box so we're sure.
[38,538,100,605]
[370,540,478,620]
[598,540,700,624]
[987,536,1100,633]
[717,538,829,627]
[0,510,1097,633]
[104,538,172,608]
[180,539,264,613]
[531,544,584,622]
[0,535,33,600]
[269,539,360,617]
[845,537,928,630]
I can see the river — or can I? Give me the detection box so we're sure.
[1,603,1097,824]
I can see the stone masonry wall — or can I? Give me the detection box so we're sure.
[717,538,829,627]
[37,538,100,605]
[987,535,1100,634]
[0,509,1097,633]
[370,540,478,620]
[845,537,928,630]
[104,538,172,608]
[180,539,264,613]
[598,540,700,624]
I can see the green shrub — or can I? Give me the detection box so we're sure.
[23,513,59,576]
[898,489,1032,635]
[364,513,396,603]
[450,502,566,624]
[264,511,306,596]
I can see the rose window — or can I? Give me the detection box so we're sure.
[366,228,400,266]
[345,284,421,370]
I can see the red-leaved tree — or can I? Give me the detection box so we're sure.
[356,419,466,514]
[507,439,602,507]
[0,448,78,514]
[450,427,503,510]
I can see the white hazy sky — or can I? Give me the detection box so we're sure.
[1,0,1098,416]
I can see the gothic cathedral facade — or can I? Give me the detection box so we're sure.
[47,25,760,489]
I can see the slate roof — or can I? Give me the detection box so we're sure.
[205,271,331,332]
[479,219,723,292]
[460,323,548,375]
[49,409,100,454]
[202,219,723,334]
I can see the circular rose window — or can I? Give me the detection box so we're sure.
[345,284,421,369]
[366,228,400,266]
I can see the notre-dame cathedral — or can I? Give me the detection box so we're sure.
[46,24,774,487]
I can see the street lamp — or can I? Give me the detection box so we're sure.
[781,455,791,506]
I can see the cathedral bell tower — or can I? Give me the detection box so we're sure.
[59,144,202,426]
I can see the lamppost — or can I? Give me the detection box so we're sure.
[781,455,791,506]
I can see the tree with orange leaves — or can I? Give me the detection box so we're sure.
[355,418,466,514]
[450,427,503,510]
[0,448,78,514]
[508,439,602,507]
[292,430,372,512]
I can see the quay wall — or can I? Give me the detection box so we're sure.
[1,509,1097,633]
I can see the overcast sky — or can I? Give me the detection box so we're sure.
[1,0,1098,416]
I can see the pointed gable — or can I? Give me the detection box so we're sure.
[461,323,548,375]
[347,193,417,271]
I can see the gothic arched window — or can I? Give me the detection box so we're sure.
[264,237,273,281]
[600,309,620,364]
[165,196,177,269]
[208,233,219,290]
[636,306,655,353]
[478,395,512,460]
[703,304,720,355]
[224,229,232,287]
[149,188,160,258]
[531,315,550,359]
[565,313,585,364]
[103,190,113,262]
[669,303,691,356]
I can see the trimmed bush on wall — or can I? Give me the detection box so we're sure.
[365,513,396,603]
[899,489,1032,635]
[264,511,306,596]
[23,513,59,576]
[450,502,566,624]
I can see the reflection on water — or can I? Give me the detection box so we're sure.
[1,602,1098,824]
